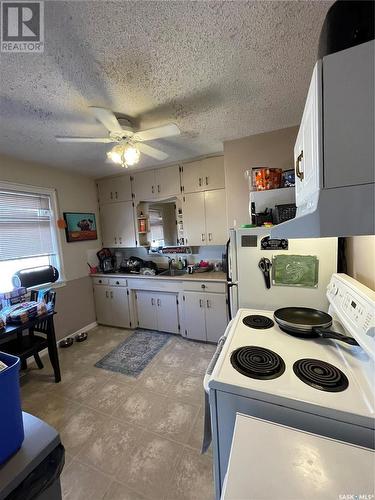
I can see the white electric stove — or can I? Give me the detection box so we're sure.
[206,274,375,499]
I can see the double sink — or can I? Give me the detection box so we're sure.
[157,269,187,277]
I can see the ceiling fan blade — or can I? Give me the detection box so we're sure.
[89,106,123,133]
[134,123,180,142]
[138,143,169,161]
[56,136,115,143]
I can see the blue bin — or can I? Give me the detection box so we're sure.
[0,352,24,464]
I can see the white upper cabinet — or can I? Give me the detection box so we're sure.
[182,156,224,193]
[204,189,227,245]
[294,62,321,213]
[100,201,136,248]
[132,165,181,201]
[272,41,374,238]
[183,188,227,246]
[202,156,225,191]
[183,192,206,246]
[132,170,156,200]
[155,165,181,198]
[97,175,132,204]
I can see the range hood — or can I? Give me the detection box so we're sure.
[272,40,374,239]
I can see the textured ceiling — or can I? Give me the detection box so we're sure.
[0,0,332,177]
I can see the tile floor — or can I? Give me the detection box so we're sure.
[20,326,216,500]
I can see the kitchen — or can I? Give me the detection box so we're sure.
[0,1,374,500]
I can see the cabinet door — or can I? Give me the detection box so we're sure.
[110,287,131,328]
[132,170,156,200]
[204,189,227,245]
[100,204,118,247]
[156,293,179,333]
[201,156,225,191]
[156,165,181,198]
[205,293,228,343]
[115,201,137,247]
[183,292,206,341]
[295,62,321,210]
[98,176,132,204]
[183,192,206,246]
[136,291,157,330]
[93,286,111,325]
[182,160,202,193]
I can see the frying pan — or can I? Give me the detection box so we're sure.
[274,307,359,346]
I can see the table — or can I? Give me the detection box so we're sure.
[0,312,61,382]
[0,413,63,500]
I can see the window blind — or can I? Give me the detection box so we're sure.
[0,189,55,262]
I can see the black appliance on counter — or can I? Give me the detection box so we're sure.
[119,256,158,274]
[96,249,115,273]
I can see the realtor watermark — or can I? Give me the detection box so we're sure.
[1,1,44,52]
[339,495,375,500]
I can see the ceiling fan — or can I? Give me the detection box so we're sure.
[55,107,180,168]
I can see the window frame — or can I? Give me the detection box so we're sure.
[0,180,66,288]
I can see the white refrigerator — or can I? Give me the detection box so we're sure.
[226,228,338,318]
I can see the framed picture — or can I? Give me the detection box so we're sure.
[63,212,98,242]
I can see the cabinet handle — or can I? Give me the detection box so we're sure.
[157,185,160,193]
[199,299,204,308]
[205,176,208,186]
[201,233,205,242]
[201,284,206,289]
[206,299,210,308]
[114,237,117,244]
[151,298,155,306]
[198,178,202,187]
[296,150,304,181]
[119,237,122,244]
[110,291,113,299]
[157,298,161,307]
[152,185,154,194]
[115,191,118,199]
[110,192,113,200]
[106,290,109,298]
[208,233,212,242]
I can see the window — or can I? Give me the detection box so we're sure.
[0,182,63,292]
[149,208,164,248]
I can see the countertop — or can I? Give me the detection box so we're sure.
[222,414,375,500]
[90,270,227,282]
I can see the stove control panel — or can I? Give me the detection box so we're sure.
[327,274,375,358]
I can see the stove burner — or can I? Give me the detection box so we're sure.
[230,346,285,380]
[243,315,274,330]
[293,358,349,392]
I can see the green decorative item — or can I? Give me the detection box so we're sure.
[272,255,319,288]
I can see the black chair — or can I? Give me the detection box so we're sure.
[25,289,57,370]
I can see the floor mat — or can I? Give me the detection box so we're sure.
[95,329,171,377]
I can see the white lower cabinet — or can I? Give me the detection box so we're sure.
[93,285,131,328]
[136,291,179,334]
[183,292,228,343]
[182,293,206,341]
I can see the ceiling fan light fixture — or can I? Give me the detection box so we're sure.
[107,143,140,168]
[107,144,123,165]
[123,144,140,166]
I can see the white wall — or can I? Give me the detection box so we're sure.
[0,154,100,281]
[224,126,298,228]
[346,236,375,291]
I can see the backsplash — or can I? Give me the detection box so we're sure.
[111,245,225,270]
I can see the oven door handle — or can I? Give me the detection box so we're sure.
[203,319,233,393]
